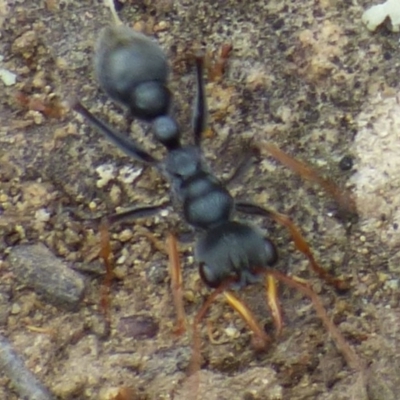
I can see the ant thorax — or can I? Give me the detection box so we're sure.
[163,146,234,230]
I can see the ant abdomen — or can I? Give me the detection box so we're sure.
[196,221,278,288]
[94,25,171,120]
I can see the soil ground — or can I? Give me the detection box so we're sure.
[1,0,400,399]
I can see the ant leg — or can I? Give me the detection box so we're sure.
[88,204,185,337]
[223,291,271,350]
[166,233,186,335]
[188,279,270,376]
[192,55,207,147]
[72,100,159,165]
[99,219,113,334]
[236,202,350,291]
[189,283,228,376]
[67,204,168,230]
[265,274,283,337]
[264,268,364,371]
[132,225,190,338]
[259,142,357,217]
[126,229,186,336]
[89,204,167,331]
[99,209,186,338]
[191,43,232,148]
[103,203,169,226]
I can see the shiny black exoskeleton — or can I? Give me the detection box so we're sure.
[73,25,278,290]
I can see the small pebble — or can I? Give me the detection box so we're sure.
[0,68,17,86]
[8,244,85,310]
[96,164,115,188]
[118,315,159,339]
[339,155,353,171]
[146,261,168,285]
[224,325,240,338]
[153,20,170,32]
[10,303,21,315]
[118,229,133,242]
[0,334,55,400]
[118,166,142,184]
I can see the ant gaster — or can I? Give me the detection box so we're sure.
[94,26,171,120]
[72,25,360,371]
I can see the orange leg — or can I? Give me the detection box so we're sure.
[188,278,270,376]
[236,201,349,291]
[166,233,186,335]
[265,274,283,337]
[189,268,363,375]
[224,291,271,350]
[264,268,364,371]
[268,210,350,291]
[260,142,357,215]
[99,220,113,330]
[98,225,187,336]
[189,283,229,376]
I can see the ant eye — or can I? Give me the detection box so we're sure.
[264,238,278,266]
[199,262,221,288]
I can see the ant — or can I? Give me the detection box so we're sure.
[71,25,362,373]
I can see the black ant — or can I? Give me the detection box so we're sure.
[71,25,362,373]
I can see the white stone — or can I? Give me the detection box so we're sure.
[0,68,17,86]
[362,0,400,32]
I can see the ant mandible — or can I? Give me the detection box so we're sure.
[71,24,361,372]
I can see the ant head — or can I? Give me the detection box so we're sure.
[195,221,278,289]
[95,26,171,120]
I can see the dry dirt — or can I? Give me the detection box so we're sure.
[1,0,400,399]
